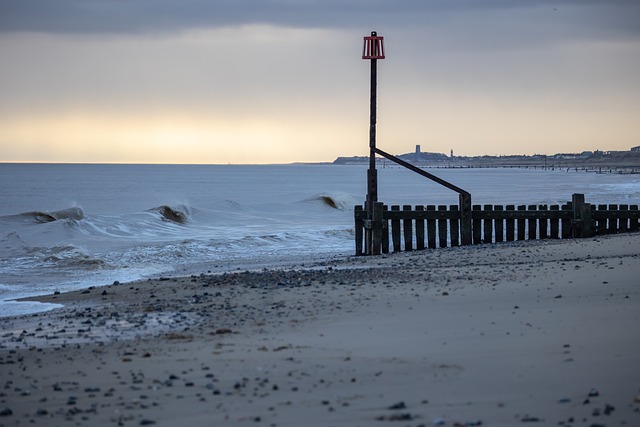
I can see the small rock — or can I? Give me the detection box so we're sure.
[588,388,599,397]
[0,408,12,416]
[388,401,406,410]
[139,420,156,426]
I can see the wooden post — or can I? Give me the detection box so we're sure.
[596,204,607,235]
[561,203,571,239]
[450,205,460,246]
[472,205,482,244]
[539,204,548,239]
[506,205,515,241]
[381,205,389,253]
[494,205,504,243]
[607,204,618,234]
[528,205,537,239]
[355,205,364,255]
[438,205,448,247]
[620,204,629,232]
[483,204,493,243]
[372,201,384,254]
[391,205,401,252]
[630,205,639,232]
[582,202,593,237]
[403,205,413,251]
[571,193,592,238]
[459,193,472,245]
[427,205,437,249]
[550,205,560,238]
[516,205,526,241]
[415,205,425,250]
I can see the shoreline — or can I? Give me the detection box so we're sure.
[1,234,639,426]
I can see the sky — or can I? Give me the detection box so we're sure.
[0,0,639,164]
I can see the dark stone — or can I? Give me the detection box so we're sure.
[0,408,12,416]
[388,401,406,410]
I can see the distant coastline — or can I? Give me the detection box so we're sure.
[333,146,640,172]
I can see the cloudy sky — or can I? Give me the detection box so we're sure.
[1,0,639,164]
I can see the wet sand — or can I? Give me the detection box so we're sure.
[1,234,639,426]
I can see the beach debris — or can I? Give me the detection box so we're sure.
[375,413,414,421]
[388,401,406,410]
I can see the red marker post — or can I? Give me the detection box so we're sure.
[362,31,385,254]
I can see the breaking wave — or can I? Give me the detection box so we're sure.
[302,193,356,211]
[148,205,191,224]
[1,207,85,223]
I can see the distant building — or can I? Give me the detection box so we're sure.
[631,145,640,152]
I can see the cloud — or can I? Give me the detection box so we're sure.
[1,0,638,44]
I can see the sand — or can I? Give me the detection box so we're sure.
[1,234,639,426]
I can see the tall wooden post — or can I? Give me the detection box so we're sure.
[362,31,385,254]
[366,53,378,215]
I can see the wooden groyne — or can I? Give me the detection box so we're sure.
[355,193,639,255]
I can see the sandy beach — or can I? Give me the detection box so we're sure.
[1,234,639,426]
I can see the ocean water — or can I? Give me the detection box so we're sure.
[1,163,638,317]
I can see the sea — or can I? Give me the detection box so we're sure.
[1,163,638,317]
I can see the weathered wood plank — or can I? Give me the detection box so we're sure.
[427,205,437,249]
[607,204,618,234]
[472,205,482,245]
[470,210,570,220]
[438,205,448,248]
[517,205,526,241]
[561,204,571,238]
[460,193,472,245]
[550,205,559,238]
[494,205,504,243]
[528,205,537,239]
[382,205,389,253]
[596,204,607,235]
[450,205,460,247]
[415,205,425,250]
[403,205,413,251]
[391,205,401,252]
[539,204,548,239]
[354,205,364,255]
[483,204,493,243]
[631,205,639,232]
[372,202,384,255]
[506,205,515,242]
[619,204,629,232]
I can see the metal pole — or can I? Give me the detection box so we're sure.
[366,56,378,214]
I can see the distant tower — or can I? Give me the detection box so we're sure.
[450,149,454,158]
[416,145,421,155]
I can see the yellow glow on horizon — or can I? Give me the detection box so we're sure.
[0,109,365,164]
